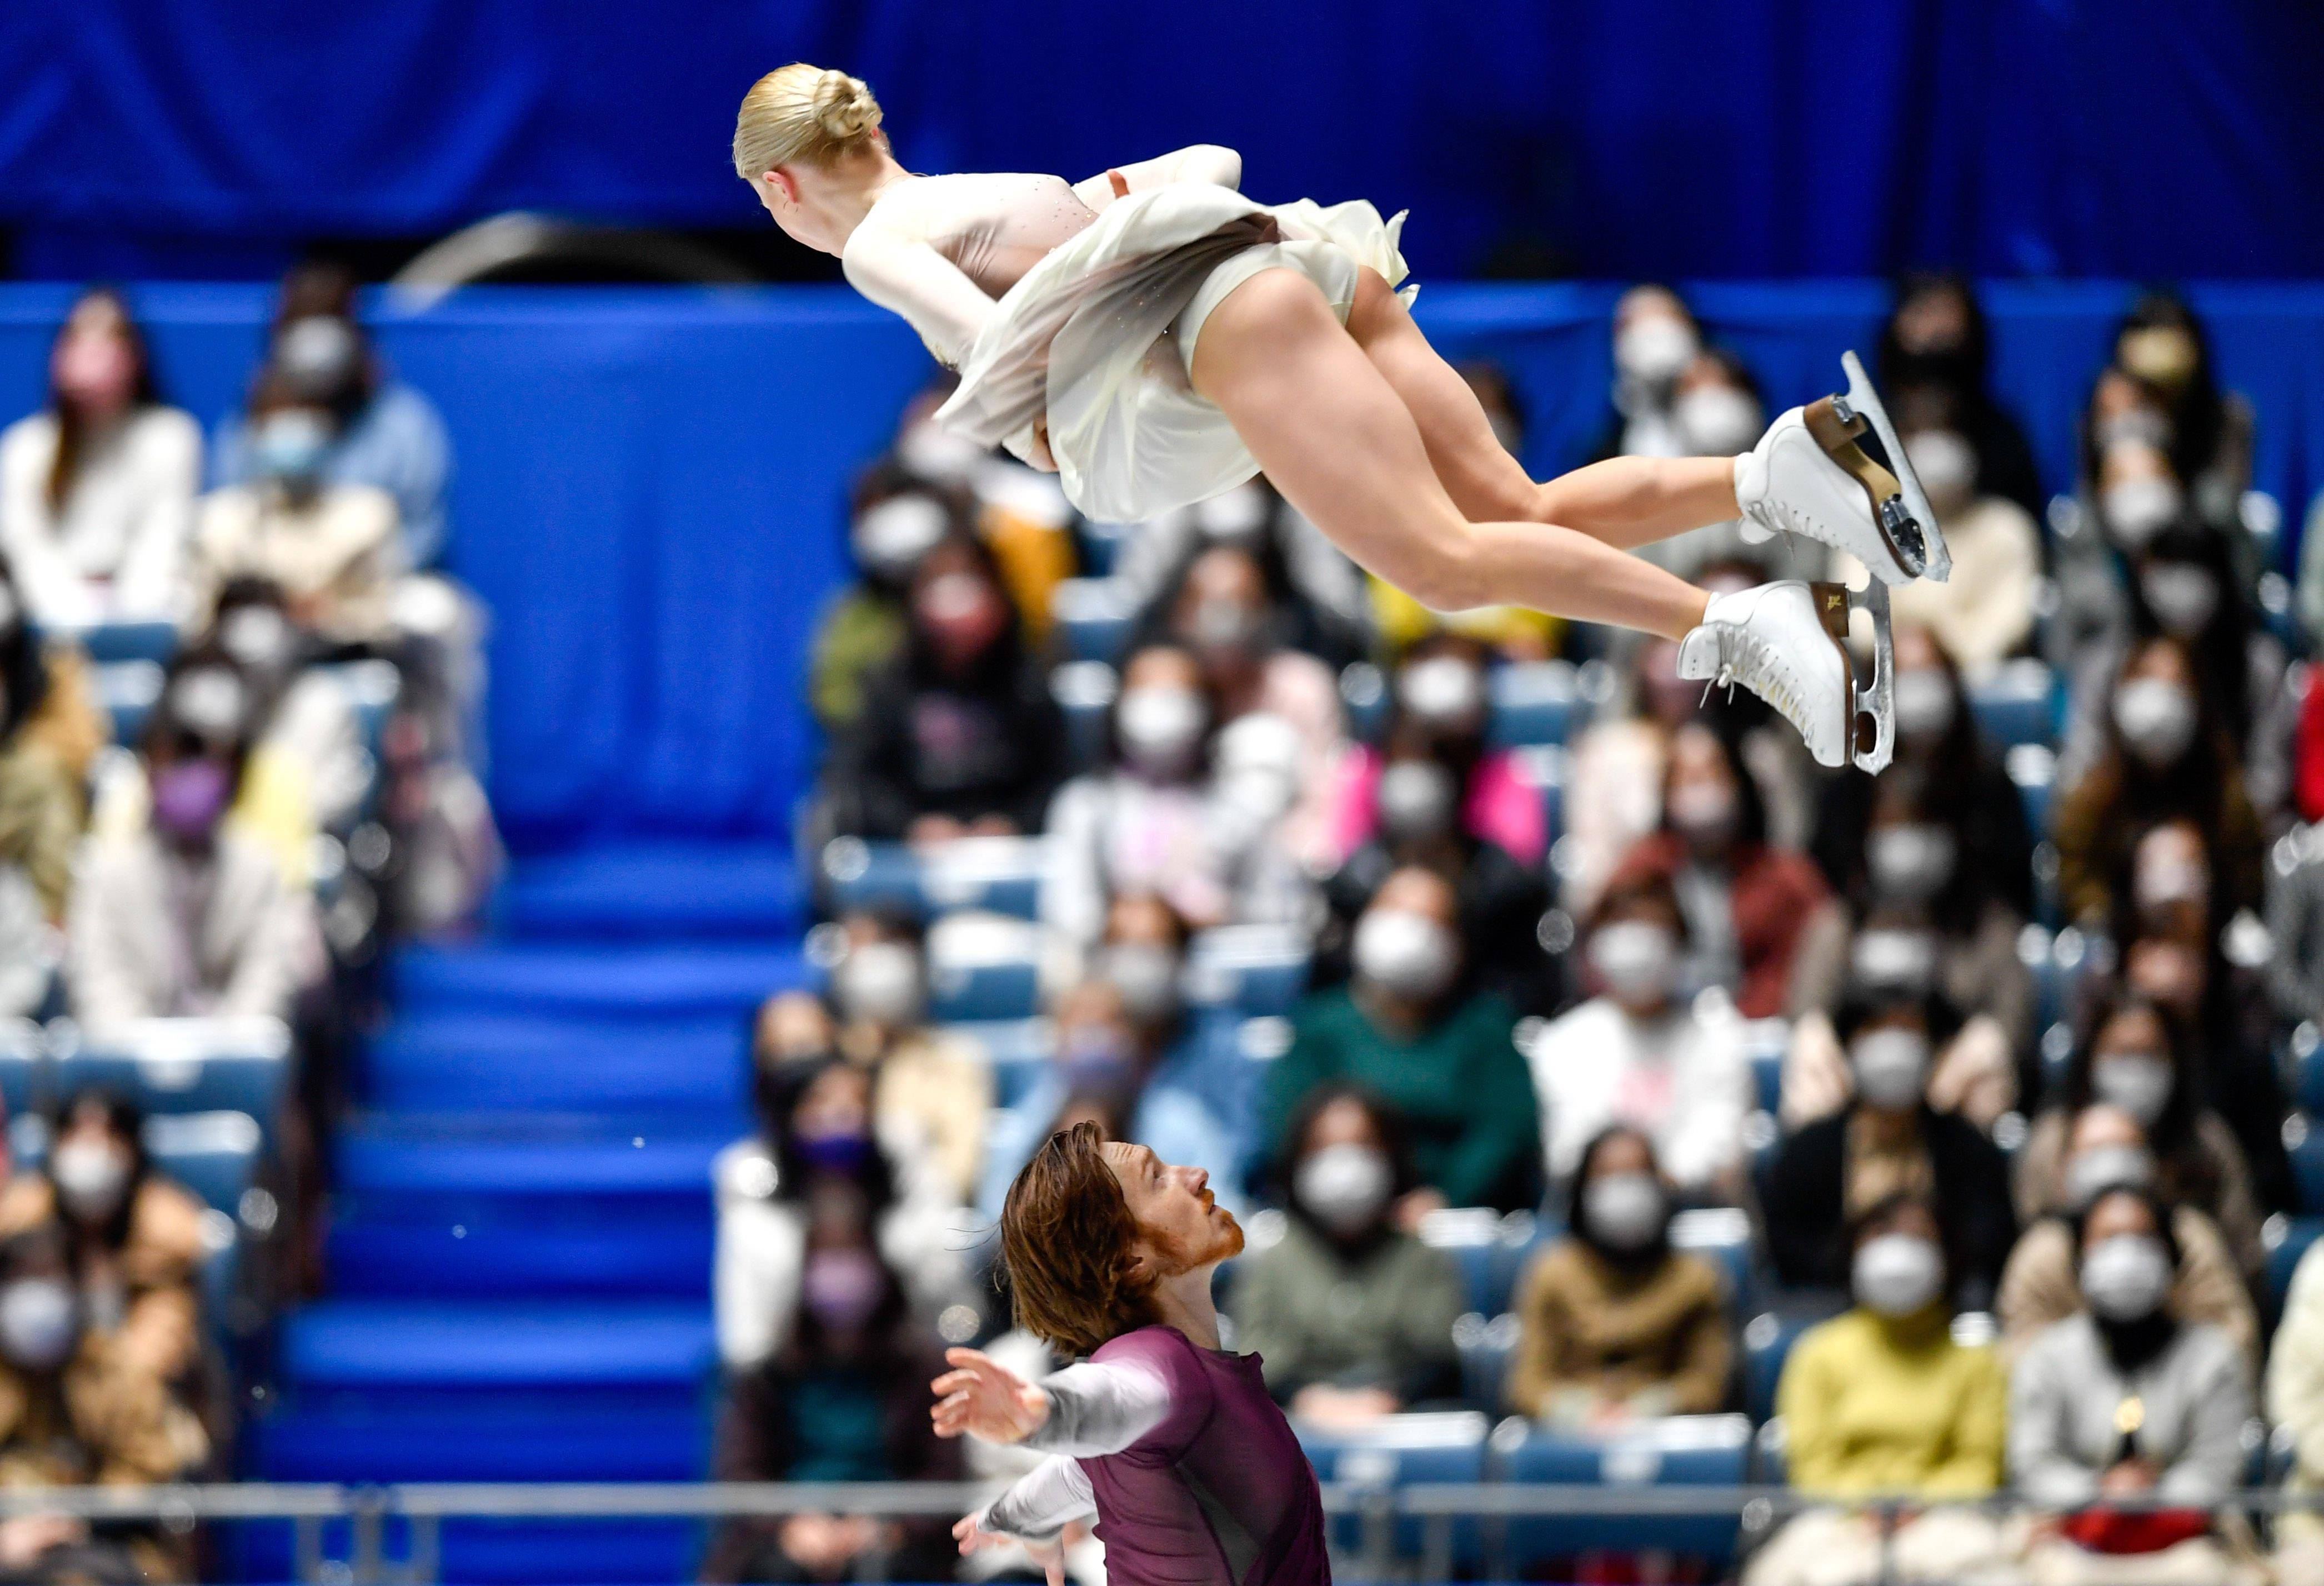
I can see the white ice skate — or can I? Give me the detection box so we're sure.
[1736,351,1954,586]
[1679,579,1897,773]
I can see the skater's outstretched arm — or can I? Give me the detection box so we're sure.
[931,1347,1171,1455]
[1073,145,1243,211]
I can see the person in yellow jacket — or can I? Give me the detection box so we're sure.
[1746,1190,2012,1586]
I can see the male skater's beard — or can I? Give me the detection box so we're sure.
[1147,1205,1246,1276]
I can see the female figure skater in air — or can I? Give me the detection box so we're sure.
[931,1125,1318,1586]
[734,66,1952,771]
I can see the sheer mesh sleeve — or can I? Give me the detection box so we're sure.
[980,1454,1097,1540]
[841,218,999,368]
[1018,1356,1175,1457]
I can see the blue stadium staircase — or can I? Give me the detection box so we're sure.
[243,843,809,1584]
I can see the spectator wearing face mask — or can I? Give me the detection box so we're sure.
[1506,1125,1731,1427]
[1114,479,1374,668]
[704,1202,963,1584]
[714,1043,970,1372]
[213,262,452,568]
[1527,874,1750,1200]
[1596,285,1704,463]
[1996,1103,2255,1371]
[0,1223,209,1580]
[1788,770,2035,1131]
[0,287,199,629]
[1260,866,1538,1217]
[66,659,322,1034]
[1744,1191,2009,1586]
[1632,352,1784,584]
[809,468,968,732]
[980,978,1239,1224]
[1603,722,1840,1020]
[2105,293,2253,542]
[2006,1186,2260,1586]
[813,911,990,1206]
[1875,275,2043,519]
[0,560,102,972]
[1880,406,2041,680]
[199,578,370,834]
[824,533,1065,845]
[1811,623,2033,924]
[2014,991,2262,1279]
[1146,543,1349,874]
[191,378,404,646]
[1762,991,2017,1308]
[2054,635,2263,930]
[2053,406,2190,674]
[2270,1238,2324,1583]
[0,1092,212,1402]
[1230,1086,1464,1425]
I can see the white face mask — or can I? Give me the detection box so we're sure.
[2081,1233,2172,1323]
[2103,476,2184,549]
[2132,849,2208,912]
[1376,760,1459,843]
[1853,1232,1945,1317]
[834,940,923,1027]
[2112,678,2197,766]
[1851,1028,1932,1111]
[2064,1143,2156,1211]
[1582,1171,1667,1252]
[2140,564,2218,638]
[1903,429,1978,516]
[1101,943,1182,1027]
[1396,656,1486,729]
[49,1139,129,1223]
[1590,920,1679,1006]
[0,1279,78,1372]
[218,604,295,671]
[852,495,949,580]
[1352,909,1459,1003]
[1672,385,1762,456]
[1115,685,1209,773]
[1850,928,1940,995]
[1295,1143,1393,1236]
[1614,314,1698,387]
[2091,1052,2175,1128]
[895,421,983,485]
[1866,824,1956,904]
[1891,669,1956,742]
[1665,781,1737,844]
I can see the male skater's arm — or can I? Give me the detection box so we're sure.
[931,1349,1172,1456]
[979,1454,1097,1539]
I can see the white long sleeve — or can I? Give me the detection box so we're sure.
[980,1454,1096,1541]
[1020,1358,1172,1457]
[841,222,999,369]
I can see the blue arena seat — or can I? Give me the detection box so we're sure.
[1422,1208,1547,1317]
[1742,1304,1845,1423]
[1296,1411,1489,1563]
[93,659,164,744]
[1452,1311,1519,1413]
[2292,1029,2324,1118]
[1339,662,1389,742]
[2270,1216,2324,1315]
[142,1110,264,1213]
[2287,1116,2324,1215]
[1049,660,1119,769]
[0,1021,39,1116]
[1490,1414,1751,1570]
[818,836,1048,920]
[1967,659,2058,750]
[926,947,1041,1023]
[53,1016,292,1128]
[1670,1207,1756,1311]
[1486,660,1582,748]
[2005,744,2057,838]
[68,621,179,666]
[1050,577,1138,664]
[1742,1021,1787,1115]
[945,1018,1054,1107]
[1185,925,1311,1016]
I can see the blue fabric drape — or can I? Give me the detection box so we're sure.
[3,2,2321,280]
[0,280,2318,846]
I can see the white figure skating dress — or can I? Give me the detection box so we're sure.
[840,146,1414,522]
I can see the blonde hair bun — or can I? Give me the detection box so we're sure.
[732,63,884,180]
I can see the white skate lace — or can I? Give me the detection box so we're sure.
[1701,619,1809,735]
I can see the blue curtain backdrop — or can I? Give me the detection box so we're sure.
[3,1,2321,280]
[1,279,2320,847]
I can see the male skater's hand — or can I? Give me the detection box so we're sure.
[931,1347,1052,1443]
[953,1511,1068,1586]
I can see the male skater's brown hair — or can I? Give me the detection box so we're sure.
[1000,1122,1159,1357]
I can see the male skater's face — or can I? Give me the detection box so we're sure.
[1101,1141,1244,1273]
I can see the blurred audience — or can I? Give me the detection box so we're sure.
[2013,990,2263,1279]
[1882,395,2042,678]
[1602,722,1841,1019]
[1762,991,2017,1308]
[1505,1126,1731,1425]
[1745,1191,2009,1586]
[1996,1102,2256,1370]
[1875,274,2042,518]
[1526,871,1751,1199]
[213,262,452,568]
[808,469,965,732]
[824,533,1065,845]
[0,559,99,1015]
[2006,1185,2260,1585]
[1114,480,1373,667]
[1232,1086,1465,1424]
[0,288,198,629]
[1259,866,1539,1216]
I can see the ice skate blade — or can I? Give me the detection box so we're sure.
[1810,578,1895,774]
[1838,350,1954,584]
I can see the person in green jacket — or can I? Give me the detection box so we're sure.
[1231,1083,1466,1423]
[1259,864,1541,1215]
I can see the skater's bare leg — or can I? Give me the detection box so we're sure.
[1343,269,1740,548]
[1190,268,1709,642]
